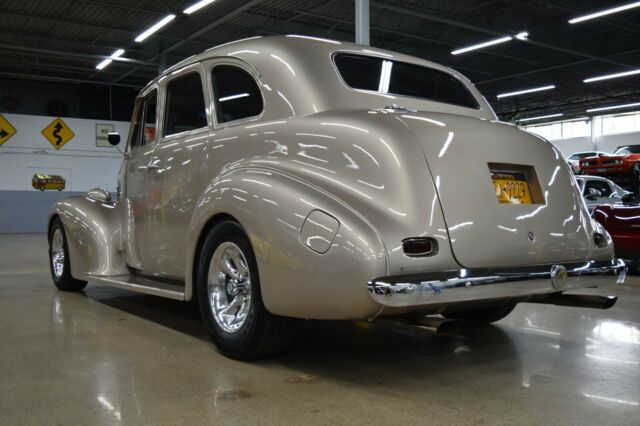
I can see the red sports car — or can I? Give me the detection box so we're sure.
[579,144,640,190]
[593,194,640,273]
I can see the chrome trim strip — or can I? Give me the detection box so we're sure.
[367,259,626,308]
[86,275,186,301]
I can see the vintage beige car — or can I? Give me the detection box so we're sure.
[48,35,626,359]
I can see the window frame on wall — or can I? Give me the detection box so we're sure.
[524,118,591,141]
[594,111,640,137]
[161,65,209,139]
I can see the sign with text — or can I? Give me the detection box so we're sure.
[42,118,75,150]
[96,123,115,147]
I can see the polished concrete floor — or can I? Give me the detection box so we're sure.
[1,234,639,425]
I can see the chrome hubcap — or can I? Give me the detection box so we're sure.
[208,242,252,333]
[51,228,65,279]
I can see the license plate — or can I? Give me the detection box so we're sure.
[597,168,606,173]
[492,172,533,204]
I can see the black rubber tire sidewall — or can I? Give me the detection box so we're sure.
[48,218,87,291]
[196,221,284,359]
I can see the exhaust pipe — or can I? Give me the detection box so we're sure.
[375,316,464,336]
[414,316,464,336]
[533,294,618,310]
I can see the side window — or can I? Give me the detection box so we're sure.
[129,90,157,150]
[164,73,207,136]
[585,180,612,197]
[212,65,263,123]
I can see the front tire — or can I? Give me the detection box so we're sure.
[48,217,87,291]
[444,303,516,325]
[196,221,297,360]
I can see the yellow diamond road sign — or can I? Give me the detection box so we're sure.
[0,114,17,146]
[42,117,75,150]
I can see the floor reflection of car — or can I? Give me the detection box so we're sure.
[32,173,65,191]
[593,194,640,273]
[579,145,640,188]
[567,151,606,174]
[575,175,630,213]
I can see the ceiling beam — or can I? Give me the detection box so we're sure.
[0,71,144,88]
[0,43,158,66]
[292,10,536,66]
[371,1,639,70]
[110,0,263,84]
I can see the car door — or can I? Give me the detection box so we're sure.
[123,88,159,271]
[146,64,211,278]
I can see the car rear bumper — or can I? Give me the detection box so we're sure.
[367,259,626,308]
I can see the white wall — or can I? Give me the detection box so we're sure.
[546,131,640,157]
[0,113,128,192]
[596,130,640,154]
[549,136,592,157]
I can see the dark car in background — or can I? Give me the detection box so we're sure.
[593,194,640,273]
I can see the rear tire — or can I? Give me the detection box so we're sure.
[196,220,298,360]
[443,303,516,325]
[48,217,88,292]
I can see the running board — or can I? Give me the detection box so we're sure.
[85,274,186,301]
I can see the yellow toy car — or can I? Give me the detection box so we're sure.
[32,173,65,191]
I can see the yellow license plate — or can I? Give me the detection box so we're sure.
[492,173,532,204]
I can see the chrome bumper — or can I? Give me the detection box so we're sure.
[367,259,626,308]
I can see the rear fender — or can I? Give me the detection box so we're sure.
[49,194,127,279]
[186,168,387,320]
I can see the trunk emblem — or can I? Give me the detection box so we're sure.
[550,265,568,290]
[527,231,535,241]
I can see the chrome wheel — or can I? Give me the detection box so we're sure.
[208,242,252,334]
[51,228,65,279]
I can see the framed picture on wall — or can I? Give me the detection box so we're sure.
[96,124,115,147]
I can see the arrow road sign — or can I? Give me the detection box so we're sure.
[0,114,17,146]
[42,118,75,150]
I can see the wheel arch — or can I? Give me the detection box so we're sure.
[184,167,387,319]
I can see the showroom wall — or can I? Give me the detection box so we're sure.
[0,113,128,233]
[546,131,640,157]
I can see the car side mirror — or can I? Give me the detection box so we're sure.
[585,188,602,200]
[107,132,121,146]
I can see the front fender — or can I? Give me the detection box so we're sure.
[49,195,127,279]
[186,168,387,320]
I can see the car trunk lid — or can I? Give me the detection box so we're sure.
[399,112,592,269]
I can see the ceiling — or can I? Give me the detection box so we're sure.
[1,0,639,123]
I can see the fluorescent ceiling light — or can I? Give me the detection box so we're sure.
[518,113,563,122]
[451,31,528,55]
[584,69,640,83]
[497,85,555,99]
[135,14,176,43]
[219,93,249,102]
[110,49,125,59]
[183,0,217,15]
[96,59,112,70]
[569,1,640,24]
[586,102,640,113]
[451,35,512,55]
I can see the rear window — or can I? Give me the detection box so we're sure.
[333,53,479,109]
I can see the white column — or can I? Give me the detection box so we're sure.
[355,0,370,45]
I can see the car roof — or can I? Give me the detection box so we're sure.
[139,35,496,120]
